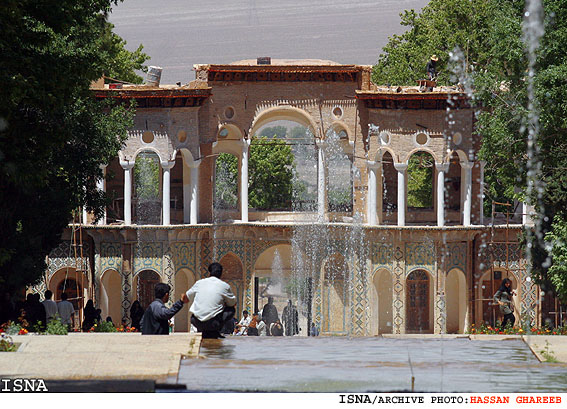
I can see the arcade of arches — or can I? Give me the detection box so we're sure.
[34,61,543,334]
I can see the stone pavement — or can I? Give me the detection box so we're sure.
[0,332,201,381]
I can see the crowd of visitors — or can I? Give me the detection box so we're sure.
[0,261,320,337]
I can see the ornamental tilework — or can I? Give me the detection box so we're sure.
[445,242,467,273]
[351,265,368,336]
[392,246,404,334]
[405,242,435,275]
[313,278,322,328]
[100,243,122,276]
[435,295,446,334]
[133,242,163,275]
[371,243,393,269]
[172,242,196,272]
[47,241,91,278]
[122,271,132,324]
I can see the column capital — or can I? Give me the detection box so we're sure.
[239,138,251,149]
[160,160,176,170]
[479,160,487,167]
[316,139,328,149]
[119,159,134,170]
[187,159,201,169]
[99,164,107,171]
[460,161,474,170]
[393,162,408,172]
[366,160,380,170]
[435,162,450,172]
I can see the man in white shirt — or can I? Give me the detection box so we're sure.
[235,310,251,335]
[57,292,75,330]
[42,290,58,323]
[186,262,236,339]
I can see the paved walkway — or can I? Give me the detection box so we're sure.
[2,333,567,387]
[0,332,201,381]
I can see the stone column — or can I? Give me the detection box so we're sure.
[462,162,473,226]
[479,160,486,225]
[317,140,328,223]
[393,163,408,227]
[189,160,200,225]
[366,161,380,225]
[240,139,251,222]
[120,160,134,225]
[161,161,175,226]
[435,163,450,227]
[97,165,107,225]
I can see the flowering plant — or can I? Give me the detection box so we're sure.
[0,333,17,352]
[468,323,567,335]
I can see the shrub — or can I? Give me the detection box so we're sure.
[92,321,117,333]
[46,317,68,335]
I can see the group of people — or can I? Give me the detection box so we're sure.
[138,262,307,338]
[229,297,299,337]
[0,290,76,330]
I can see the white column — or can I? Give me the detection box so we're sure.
[393,163,408,227]
[435,163,449,227]
[462,162,473,226]
[479,161,486,225]
[317,140,328,223]
[240,139,251,222]
[120,160,134,226]
[82,207,88,225]
[367,161,380,225]
[161,161,175,226]
[189,160,200,225]
[97,165,107,225]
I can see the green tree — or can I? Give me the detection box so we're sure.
[373,0,567,297]
[0,0,143,291]
[99,21,150,84]
[407,152,434,208]
[249,137,295,210]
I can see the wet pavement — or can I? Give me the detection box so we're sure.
[176,336,567,392]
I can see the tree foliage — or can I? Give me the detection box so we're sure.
[249,137,295,210]
[373,0,567,297]
[0,0,144,291]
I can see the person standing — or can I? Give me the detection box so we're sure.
[261,296,278,336]
[130,300,144,331]
[57,292,75,330]
[42,290,57,323]
[426,55,438,81]
[141,283,188,335]
[186,262,237,339]
[494,278,516,328]
[282,299,299,336]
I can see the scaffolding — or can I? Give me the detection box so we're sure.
[60,207,91,331]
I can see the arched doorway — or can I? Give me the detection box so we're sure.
[174,268,196,332]
[322,253,349,334]
[254,244,308,334]
[371,268,393,335]
[446,268,466,333]
[406,269,433,333]
[100,269,122,324]
[49,267,87,310]
[134,270,161,309]
[477,269,519,327]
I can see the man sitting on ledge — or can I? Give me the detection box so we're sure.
[186,262,236,339]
